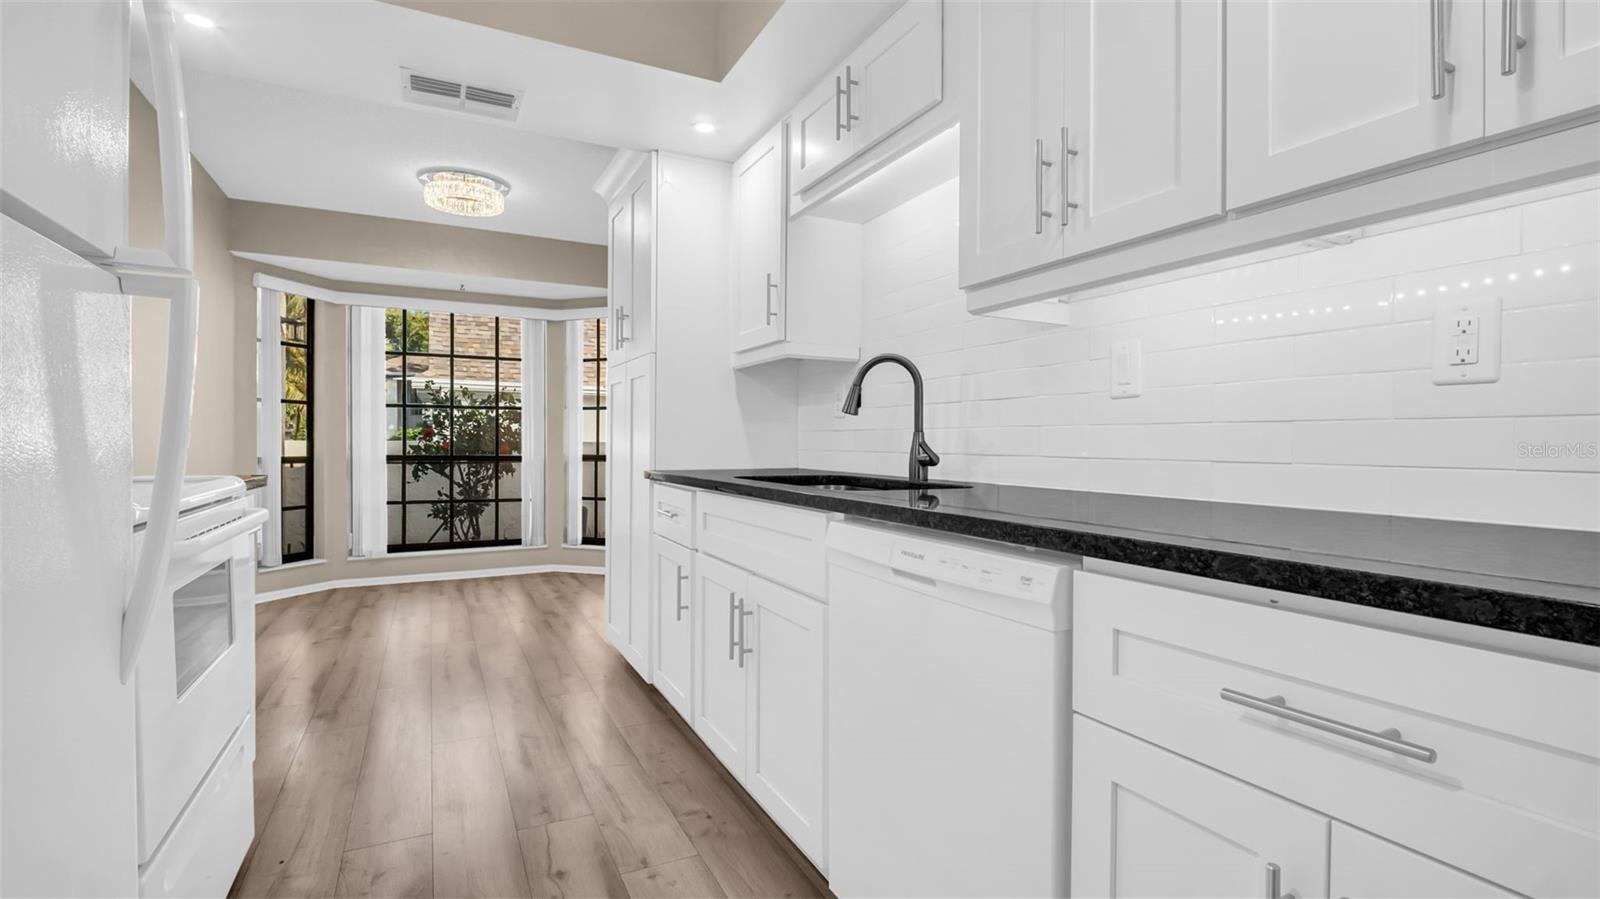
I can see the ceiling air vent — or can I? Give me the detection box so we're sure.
[400,69,523,121]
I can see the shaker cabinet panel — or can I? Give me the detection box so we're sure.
[1226,0,1486,208]
[693,552,749,777]
[1485,0,1600,133]
[743,576,827,866]
[651,537,694,720]
[1072,715,1331,899]
[957,0,1067,287]
[1061,0,1223,257]
[851,0,944,151]
[1329,824,1521,899]
[791,73,856,194]
[731,123,786,352]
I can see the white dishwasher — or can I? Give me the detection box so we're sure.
[827,519,1077,899]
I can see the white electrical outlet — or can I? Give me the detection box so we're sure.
[1110,338,1142,398]
[1432,296,1501,385]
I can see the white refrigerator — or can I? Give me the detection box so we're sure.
[0,2,200,895]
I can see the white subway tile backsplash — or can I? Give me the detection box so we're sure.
[1214,374,1394,422]
[1521,189,1600,252]
[796,181,1600,529]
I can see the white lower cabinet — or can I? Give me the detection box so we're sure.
[690,549,827,869]
[694,552,749,775]
[742,575,826,866]
[1072,715,1331,899]
[605,356,654,679]
[651,536,693,720]
[1330,823,1519,899]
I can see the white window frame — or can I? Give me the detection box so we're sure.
[255,287,283,567]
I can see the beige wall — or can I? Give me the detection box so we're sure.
[129,84,607,595]
[231,200,606,288]
[130,86,248,475]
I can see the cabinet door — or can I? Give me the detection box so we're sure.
[1329,824,1520,898]
[1072,716,1331,899]
[606,195,632,363]
[1227,0,1485,209]
[958,0,1067,288]
[743,576,827,866]
[693,552,748,777]
[651,537,694,721]
[791,74,856,194]
[623,356,654,677]
[851,0,944,152]
[604,359,632,658]
[1061,0,1223,257]
[731,124,786,352]
[609,163,654,363]
[1486,0,1600,134]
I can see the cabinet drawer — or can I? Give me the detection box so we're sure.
[696,492,829,599]
[651,483,696,548]
[1072,570,1600,899]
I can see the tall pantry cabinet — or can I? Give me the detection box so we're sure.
[598,150,797,680]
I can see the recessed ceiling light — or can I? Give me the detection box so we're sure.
[693,122,716,135]
[417,168,510,218]
[182,12,215,28]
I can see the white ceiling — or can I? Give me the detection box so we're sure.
[162,0,900,244]
[233,252,606,301]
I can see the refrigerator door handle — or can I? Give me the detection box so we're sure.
[108,0,193,274]
[117,273,199,684]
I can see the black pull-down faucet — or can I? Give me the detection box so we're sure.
[840,353,940,485]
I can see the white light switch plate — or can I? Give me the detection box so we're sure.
[1110,338,1142,398]
[1431,295,1501,385]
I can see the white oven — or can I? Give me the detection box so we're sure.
[130,476,265,898]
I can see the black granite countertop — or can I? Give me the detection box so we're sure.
[647,468,1600,647]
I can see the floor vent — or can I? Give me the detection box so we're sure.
[400,69,522,121]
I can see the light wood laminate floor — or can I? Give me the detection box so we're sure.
[233,573,828,899]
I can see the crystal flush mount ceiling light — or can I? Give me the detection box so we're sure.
[417,168,510,217]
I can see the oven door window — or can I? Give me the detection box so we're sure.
[172,562,234,696]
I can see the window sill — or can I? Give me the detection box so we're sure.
[351,543,552,562]
[562,543,607,551]
[260,558,326,573]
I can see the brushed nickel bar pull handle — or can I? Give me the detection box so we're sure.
[834,74,846,140]
[1500,0,1527,75]
[1060,125,1079,226]
[736,598,754,668]
[655,507,679,520]
[1265,863,1284,899]
[674,567,688,621]
[1034,139,1055,234]
[617,307,630,346]
[1430,0,1457,99]
[1220,688,1437,763]
[765,273,779,324]
[842,64,860,134]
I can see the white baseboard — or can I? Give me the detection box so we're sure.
[255,562,606,604]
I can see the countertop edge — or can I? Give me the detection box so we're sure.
[647,470,1600,648]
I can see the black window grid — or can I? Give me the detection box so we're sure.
[581,317,606,546]
[280,296,313,563]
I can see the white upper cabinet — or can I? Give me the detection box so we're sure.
[791,75,857,195]
[607,160,654,363]
[1061,0,1223,256]
[1227,0,1486,208]
[787,1,946,198]
[958,0,1067,287]
[1072,715,1332,899]
[1329,824,1520,898]
[731,123,786,352]
[1486,0,1600,133]
[850,0,944,150]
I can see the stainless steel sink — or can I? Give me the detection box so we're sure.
[737,473,973,492]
